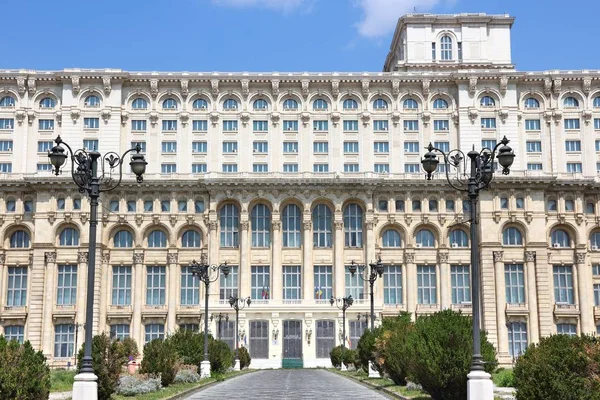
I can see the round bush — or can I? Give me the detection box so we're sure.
[329,345,343,368]
[343,349,358,368]
[374,314,413,385]
[140,339,179,387]
[0,336,50,400]
[356,327,383,373]
[209,339,233,374]
[514,334,600,400]
[236,346,251,369]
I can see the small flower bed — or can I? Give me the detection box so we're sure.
[117,374,162,396]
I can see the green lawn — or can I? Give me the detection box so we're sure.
[334,369,430,399]
[50,369,76,393]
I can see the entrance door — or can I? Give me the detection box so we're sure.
[282,320,303,369]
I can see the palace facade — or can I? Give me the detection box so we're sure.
[0,13,599,368]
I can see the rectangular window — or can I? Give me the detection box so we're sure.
[83,118,99,129]
[146,266,166,305]
[525,119,541,131]
[403,120,418,131]
[458,42,463,60]
[4,325,24,344]
[313,163,329,173]
[595,118,600,130]
[56,264,77,306]
[374,120,389,131]
[431,42,436,60]
[161,163,176,173]
[343,141,359,153]
[253,141,268,153]
[313,142,329,153]
[161,200,170,212]
[126,200,135,212]
[192,141,207,153]
[220,320,235,350]
[220,265,239,300]
[38,141,53,153]
[553,265,574,304]
[345,266,364,300]
[417,265,437,305]
[349,320,367,350]
[192,163,207,173]
[433,120,449,131]
[527,163,543,170]
[404,141,419,153]
[180,266,199,305]
[253,120,268,132]
[283,120,298,131]
[374,163,389,173]
[374,141,389,153]
[0,140,12,152]
[131,141,146,153]
[223,120,238,131]
[283,265,301,300]
[384,265,403,304]
[434,141,449,153]
[314,265,333,300]
[481,118,497,129]
[83,139,98,151]
[565,140,581,152]
[344,163,359,172]
[0,119,14,129]
[404,163,420,173]
[251,266,270,300]
[131,120,146,131]
[594,284,600,306]
[526,141,542,153]
[144,324,165,344]
[343,120,359,131]
[162,120,177,131]
[556,323,577,336]
[253,163,268,173]
[316,320,335,358]
[177,200,187,212]
[39,119,54,131]
[451,265,471,304]
[7,266,27,306]
[144,200,153,212]
[596,140,600,152]
[283,163,298,173]
[508,322,528,357]
[54,324,75,358]
[161,141,177,153]
[283,142,298,153]
[222,141,238,153]
[313,120,328,131]
[110,324,130,341]
[593,264,600,276]
[222,163,238,173]
[567,162,582,173]
[564,119,580,130]
[192,120,208,131]
[482,140,497,150]
[249,320,269,359]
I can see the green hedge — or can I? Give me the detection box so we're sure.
[168,329,233,375]
[140,338,179,387]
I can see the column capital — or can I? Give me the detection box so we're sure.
[303,221,312,231]
[77,251,89,264]
[365,220,375,230]
[524,251,536,262]
[167,253,178,264]
[437,251,449,264]
[101,251,110,264]
[493,251,504,262]
[208,221,218,231]
[334,221,344,230]
[272,220,282,231]
[240,220,250,230]
[44,252,56,265]
[576,252,586,264]
[133,252,144,264]
[0,253,5,265]
[404,252,415,264]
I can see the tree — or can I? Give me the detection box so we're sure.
[0,336,50,400]
[140,338,178,387]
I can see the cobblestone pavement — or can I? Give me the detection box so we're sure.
[185,369,390,400]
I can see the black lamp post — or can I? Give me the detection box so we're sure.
[421,136,515,399]
[189,253,230,378]
[210,313,229,340]
[330,295,353,371]
[228,296,251,369]
[349,256,384,332]
[48,135,146,399]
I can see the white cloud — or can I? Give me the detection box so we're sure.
[355,0,452,38]
[211,0,308,13]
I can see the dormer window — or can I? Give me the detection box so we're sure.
[440,35,453,60]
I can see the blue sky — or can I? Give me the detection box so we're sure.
[0,0,596,72]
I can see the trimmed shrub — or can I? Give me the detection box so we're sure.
[174,368,201,384]
[403,309,497,400]
[117,374,162,396]
[236,346,251,369]
[514,334,600,400]
[140,339,179,387]
[356,327,383,373]
[343,349,358,368]
[374,312,413,385]
[0,336,51,400]
[209,339,234,374]
[169,329,205,367]
[329,345,343,368]
[493,368,514,388]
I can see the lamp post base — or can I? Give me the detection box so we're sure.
[234,358,241,370]
[467,370,493,400]
[340,363,347,371]
[200,360,211,379]
[368,361,380,378]
[72,372,98,400]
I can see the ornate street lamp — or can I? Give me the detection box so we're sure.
[210,313,229,340]
[228,296,251,370]
[48,135,146,400]
[421,136,515,400]
[330,295,353,371]
[189,252,230,378]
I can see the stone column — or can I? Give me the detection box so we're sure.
[334,220,345,298]
[438,251,450,309]
[493,251,508,358]
[98,251,110,335]
[302,219,313,301]
[132,252,144,352]
[76,252,89,350]
[167,252,178,333]
[240,220,251,298]
[208,221,219,303]
[41,251,57,357]
[0,254,4,335]
[271,220,282,300]
[365,220,375,302]
[524,251,540,343]
[576,252,594,334]
[404,252,416,317]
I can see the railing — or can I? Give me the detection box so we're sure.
[553,303,580,315]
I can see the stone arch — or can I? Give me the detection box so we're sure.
[78,87,104,107]
[216,92,243,111]
[33,89,61,110]
[547,222,579,247]
[410,222,441,247]
[0,88,20,108]
[475,89,502,109]
[428,91,457,111]
[106,224,138,249]
[125,90,152,110]
[2,223,34,248]
[377,222,407,248]
[187,91,212,110]
[339,91,363,111]
[499,220,529,246]
[367,91,395,112]
[399,91,425,110]
[559,90,586,109]
[157,91,184,110]
[177,224,206,248]
[54,222,83,246]
[277,91,303,111]
[518,90,547,111]
[248,92,274,111]
[142,223,172,247]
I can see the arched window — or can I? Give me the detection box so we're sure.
[253,99,268,110]
[84,95,100,107]
[182,230,201,248]
[524,98,539,109]
[132,98,148,109]
[148,230,167,247]
[590,232,600,249]
[192,99,208,110]
[223,99,238,110]
[282,204,301,248]
[313,204,332,248]
[283,98,298,110]
[433,98,448,109]
[480,96,495,107]
[220,204,239,247]
[440,35,453,60]
[10,230,30,248]
[343,99,358,110]
[251,204,271,248]
[449,230,469,247]
[373,98,388,110]
[594,97,600,108]
[586,202,595,214]
[551,229,571,248]
[503,227,523,246]
[416,229,435,247]
[162,98,178,110]
[344,203,363,247]
[563,97,579,108]
[313,99,328,111]
[59,228,79,246]
[0,96,15,107]
[114,230,133,248]
[403,98,418,110]
[382,229,401,247]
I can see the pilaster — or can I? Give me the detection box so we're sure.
[167,252,178,333]
[334,220,344,298]
[132,252,144,353]
[302,219,313,301]
[524,251,540,343]
[271,219,282,300]
[41,251,57,357]
[493,251,509,359]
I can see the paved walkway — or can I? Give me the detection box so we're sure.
[185,370,390,400]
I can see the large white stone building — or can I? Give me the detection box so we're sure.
[0,13,599,368]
